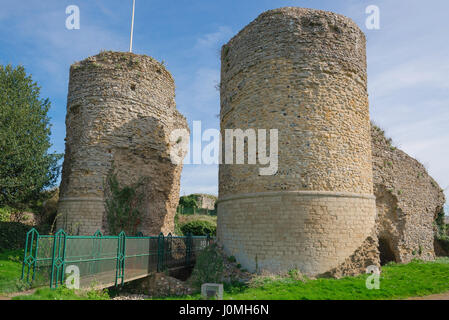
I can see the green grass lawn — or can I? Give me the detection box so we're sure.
[0,249,109,300]
[12,287,110,300]
[4,255,449,300]
[0,249,29,294]
[159,258,449,300]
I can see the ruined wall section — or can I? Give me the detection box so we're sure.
[58,51,188,235]
[371,125,445,263]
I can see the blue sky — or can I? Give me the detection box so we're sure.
[0,0,447,211]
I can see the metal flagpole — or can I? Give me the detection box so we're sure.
[129,0,136,52]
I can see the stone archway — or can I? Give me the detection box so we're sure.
[378,237,396,265]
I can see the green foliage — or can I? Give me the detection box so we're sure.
[28,188,59,229]
[0,249,45,294]
[180,220,216,236]
[0,206,13,222]
[174,213,183,235]
[434,208,449,255]
[177,206,217,216]
[0,249,27,294]
[0,65,62,210]
[435,208,448,236]
[104,172,146,235]
[179,195,198,209]
[0,221,44,250]
[12,286,110,300]
[174,213,217,236]
[189,244,224,289]
[86,288,110,300]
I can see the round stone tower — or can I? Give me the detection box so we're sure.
[218,8,377,276]
[58,51,188,236]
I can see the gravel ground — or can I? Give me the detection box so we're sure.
[112,294,150,300]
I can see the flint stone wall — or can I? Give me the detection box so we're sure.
[57,51,188,236]
[371,125,446,264]
[218,7,377,276]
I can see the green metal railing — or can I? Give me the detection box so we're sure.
[176,206,217,216]
[21,228,213,289]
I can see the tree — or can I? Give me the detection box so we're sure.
[0,65,62,210]
[179,195,198,209]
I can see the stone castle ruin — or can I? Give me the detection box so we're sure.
[57,7,445,277]
[218,7,377,276]
[217,7,445,277]
[371,125,445,265]
[57,51,188,236]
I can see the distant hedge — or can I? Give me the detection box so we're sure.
[0,222,46,251]
[180,220,216,237]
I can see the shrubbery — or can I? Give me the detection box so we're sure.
[0,222,46,251]
[104,172,146,235]
[178,195,198,209]
[189,243,223,289]
[434,208,449,256]
[0,207,13,222]
[180,220,216,236]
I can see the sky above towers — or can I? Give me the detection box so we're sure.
[0,0,447,211]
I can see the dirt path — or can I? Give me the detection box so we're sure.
[408,291,449,300]
[0,288,37,300]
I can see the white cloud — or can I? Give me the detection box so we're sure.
[369,57,449,99]
[177,67,220,116]
[177,26,233,196]
[194,26,233,50]
[363,0,449,210]
[180,165,218,196]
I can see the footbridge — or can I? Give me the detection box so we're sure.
[21,228,213,289]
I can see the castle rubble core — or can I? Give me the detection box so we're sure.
[57,51,189,236]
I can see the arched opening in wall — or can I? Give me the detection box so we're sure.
[378,237,396,265]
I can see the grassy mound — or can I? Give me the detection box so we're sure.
[160,258,449,300]
[175,214,217,236]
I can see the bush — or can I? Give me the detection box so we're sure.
[189,244,223,289]
[179,195,198,209]
[104,172,146,235]
[0,222,46,251]
[180,220,216,236]
[436,209,448,236]
[0,207,13,222]
[29,188,59,228]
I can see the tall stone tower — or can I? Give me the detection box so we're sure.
[58,51,188,236]
[218,8,377,276]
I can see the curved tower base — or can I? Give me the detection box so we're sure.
[218,192,376,276]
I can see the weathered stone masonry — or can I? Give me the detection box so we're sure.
[217,7,377,276]
[371,125,445,264]
[57,51,188,236]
